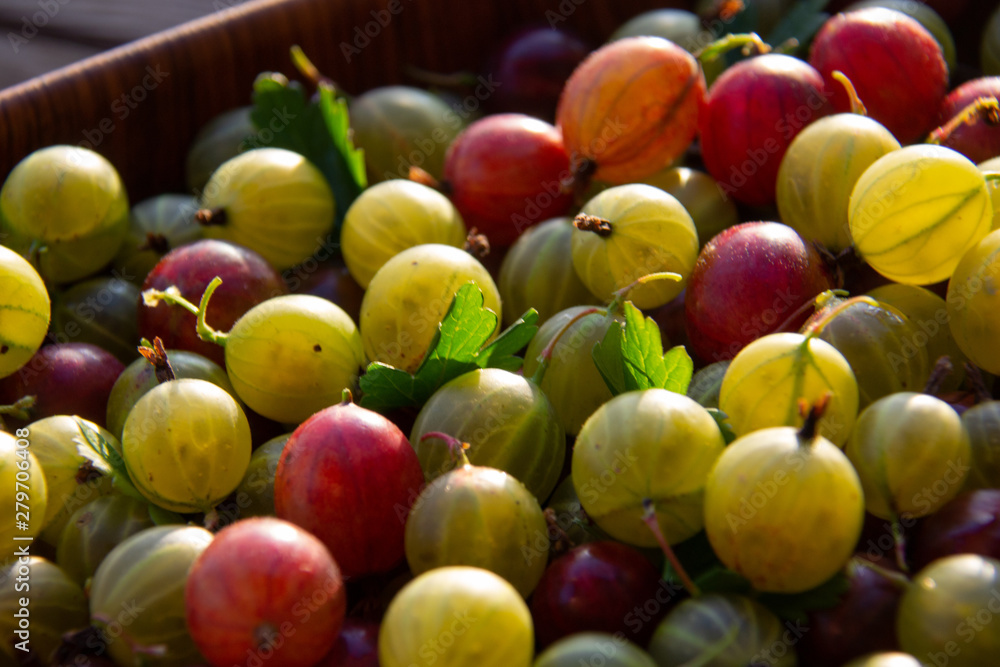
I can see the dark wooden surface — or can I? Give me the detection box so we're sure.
[0,0,689,199]
[0,0,994,199]
[0,0,223,90]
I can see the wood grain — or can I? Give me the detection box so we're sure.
[0,31,102,89]
[0,0,682,199]
[0,0,222,89]
[0,0,219,46]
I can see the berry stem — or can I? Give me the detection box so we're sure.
[568,158,598,207]
[195,208,227,226]
[642,499,701,598]
[699,0,745,23]
[138,232,171,255]
[771,38,800,55]
[831,70,867,116]
[90,613,167,657]
[137,337,176,384]
[889,512,910,573]
[340,388,354,405]
[573,214,613,237]
[606,272,683,317]
[695,32,771,66]
[965,363,993,404]
[463,227,491,259]
[420,431,472,469]
[290,45,343,95]
[253,622,281,652]
[403,64,481,89]
[544,508,575,559]
[922,355,954,396]
[140,277,230,347]
[530,306,604,386]
[23,241,47,282]
[0,395,35,431]
[408,166,452,195]
[0,395,35,420]
[204,506,222,532]
[851,556,911,590]
[927,96,1000,145]
[771,288,848,335]
[800,293,880,341]
[796,393,831,444]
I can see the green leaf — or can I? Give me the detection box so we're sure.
[707,408,738,445]
[592,302,693,396]
[659,530,850,620]
[476,309,539,372]
[694,566,754,596]
[591,318,626,395]
[74,417,127,478]
[317,84,367,197]
[249,73,366,235]
[421,283,498,367]
[661,531,729,588]
[75,417,151,504]
[359,284,537,413]
[148,505,186,525]
[687,360,730,408]
[111,474,149,504]
[357,364,424,414]
[766,0,831,55]
[756,570,851,622]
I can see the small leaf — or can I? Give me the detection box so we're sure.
[592,318,626,396]
[249,72,366,236]
[417,284,498,381]
[317,84,367,195]
[476,309,539,372]
[687,360,730,408]
[766,0,831,56]
[657,346,695,395]
[694,567,754,596]
[148,505,186,525]
[111,472,149,504]
[593,302,693,396]
[756,570,851,622]
[357,363,423,414]
[74,417,127,479]
[661,531,729,588]
[360,283,533,413]
[707,408,738,445]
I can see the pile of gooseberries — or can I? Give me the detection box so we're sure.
[3,4,1000,666]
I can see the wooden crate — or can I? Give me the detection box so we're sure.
[0,0,688,200]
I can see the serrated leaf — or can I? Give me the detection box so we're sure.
[707,407,738,445]
[657,347,695,394]
[356,363,425,414]
[74,417,127,479]
[411,285,498,387]
[592,318,626,395]
[249,73,366,236]
[593,302,693,396]
[317,83,367,193]
[476,309,539,372]
[359,284,535,413]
